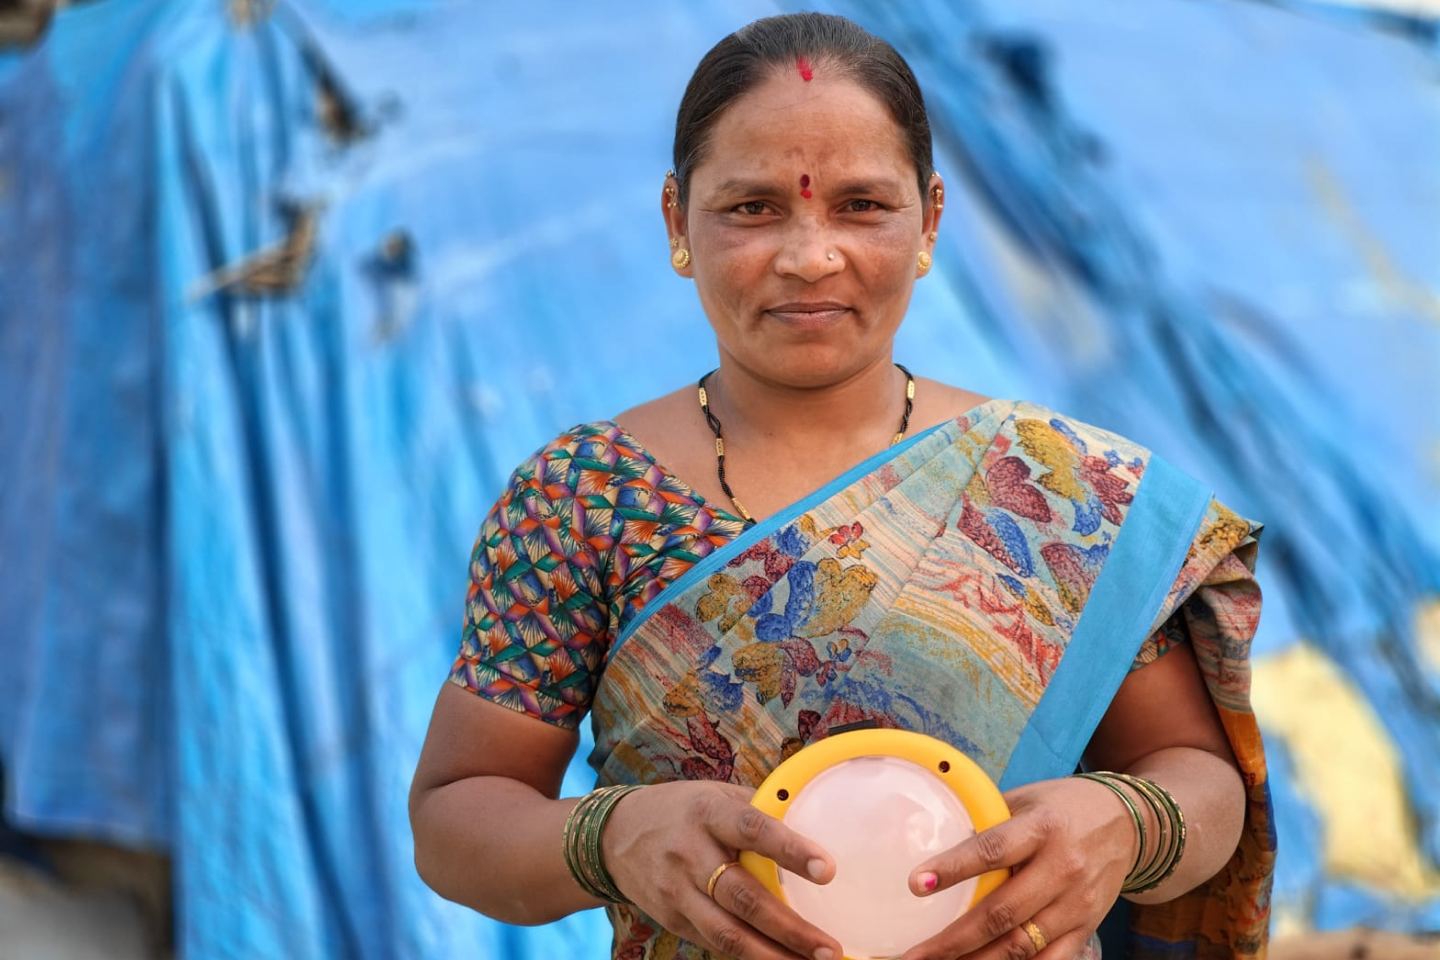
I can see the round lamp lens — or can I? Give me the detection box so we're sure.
[776,755,977,959]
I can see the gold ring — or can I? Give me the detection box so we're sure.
[1023,920,1048,952]
[705,860,740,899]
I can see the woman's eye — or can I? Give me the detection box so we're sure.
[734,201,769,215]
[846,199,882,213]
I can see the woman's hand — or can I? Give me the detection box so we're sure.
[899,777,1134,960]
[602,781,844,960]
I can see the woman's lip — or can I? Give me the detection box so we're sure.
[768,302,849,312]
[765,306,851,323]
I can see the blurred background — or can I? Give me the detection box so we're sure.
[1,0,1437,957]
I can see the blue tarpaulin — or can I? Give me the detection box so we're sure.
[1,1,1436,956]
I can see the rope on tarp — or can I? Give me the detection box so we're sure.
[188,200,320,301]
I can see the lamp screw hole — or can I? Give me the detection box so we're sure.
[938,761,951,773]
[776,789,790,801]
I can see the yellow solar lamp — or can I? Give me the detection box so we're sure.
[739,729,1010,960]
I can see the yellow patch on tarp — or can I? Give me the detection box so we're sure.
[1251,633,1440,896]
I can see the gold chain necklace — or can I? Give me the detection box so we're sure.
[695,364,916,526]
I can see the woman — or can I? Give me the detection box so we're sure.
[410,13,1273,960]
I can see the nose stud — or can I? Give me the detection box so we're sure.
[826,251,836,261]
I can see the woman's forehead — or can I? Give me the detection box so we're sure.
[696,72,912,182]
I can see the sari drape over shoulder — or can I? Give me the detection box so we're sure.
[452,399,1272,960]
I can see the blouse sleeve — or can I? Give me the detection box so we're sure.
[447,450,608,730]
[1128,608,1188,672]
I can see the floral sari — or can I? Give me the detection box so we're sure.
[585,399,1273,959]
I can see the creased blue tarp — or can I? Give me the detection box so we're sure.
[1,0,1436,956]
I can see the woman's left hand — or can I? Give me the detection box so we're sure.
[899,776,1135,960]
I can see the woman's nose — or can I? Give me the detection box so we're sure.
[773,221,844,282]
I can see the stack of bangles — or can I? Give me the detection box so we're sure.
[565,775,1183,905]
[1074,771,1187,894]
[562,784,642,904]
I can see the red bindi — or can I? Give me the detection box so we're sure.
[796,55,813,82]
[799,174,812,199]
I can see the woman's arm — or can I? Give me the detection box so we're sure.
[410,684,847,959]
[409,684,601,925]
[1083,638,1245,904]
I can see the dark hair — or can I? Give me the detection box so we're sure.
[672,13,934,206]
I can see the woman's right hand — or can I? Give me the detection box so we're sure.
[601,781,844,960]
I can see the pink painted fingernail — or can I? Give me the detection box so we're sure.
[917,871,939,892]
[807,858,829,881]
[814,949,835,960]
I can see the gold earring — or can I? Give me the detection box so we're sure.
[927,231,937,242]
[672,248,691,270]
[917,250,932,274]
[670,237,679,249]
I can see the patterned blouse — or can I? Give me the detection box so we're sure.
[448,421,1185,730]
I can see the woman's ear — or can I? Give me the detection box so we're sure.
[923,171,944,248]
[662,170,693,277]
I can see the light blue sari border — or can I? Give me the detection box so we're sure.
[607,418,953,665]
[999,453,1213,790]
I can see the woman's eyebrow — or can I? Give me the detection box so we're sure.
[829,178,902,195]
[710,177,782,196]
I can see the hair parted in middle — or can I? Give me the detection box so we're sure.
[671,13,935,208]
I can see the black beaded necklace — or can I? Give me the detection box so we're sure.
[696,363,916,526]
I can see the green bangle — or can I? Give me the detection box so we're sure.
[1074,772,1147,882]
[1122,783,1169,889]
[1077,771,1188,894]
[570,786,633,902]
[585,791,625,901]
[563,785,640,904]
[1124,775,1173,889]
[1109,773,1184,892]
[589,785,637,902]
[1112,773,1186,894]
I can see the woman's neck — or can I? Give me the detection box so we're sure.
[705,355,908,459]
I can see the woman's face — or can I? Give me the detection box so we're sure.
[665,67,940,389]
